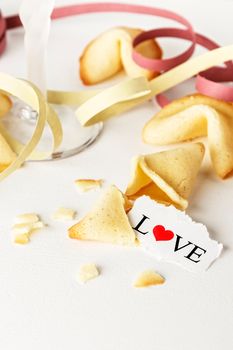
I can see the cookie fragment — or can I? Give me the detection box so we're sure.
[14,233,30,245]
[12,212,45,244]
[14,213,39,225]
[75,179,103,192]
[52,207,76,221]
[134,270,165,288]
[12,221,44,235]
[78,263,100,283]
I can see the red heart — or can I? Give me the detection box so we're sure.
[153,225,174,241]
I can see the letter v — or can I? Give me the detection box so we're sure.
[174,234,193,252]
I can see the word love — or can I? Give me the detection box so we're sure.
[128,196,223,272]
[134,217,207,264]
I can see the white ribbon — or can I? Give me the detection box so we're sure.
[19,0,55,96]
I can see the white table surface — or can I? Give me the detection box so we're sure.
[0,1,233,349]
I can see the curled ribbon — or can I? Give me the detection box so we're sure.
[0,73,62,180]
[0,3,233,180]
[133,28,233,105]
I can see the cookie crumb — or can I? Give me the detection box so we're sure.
[14,213,39,224]
[134,270,165,288]
[14,233,30,245]
[78,263,100,283]
[52,207,76,221]
[75,179,103,192]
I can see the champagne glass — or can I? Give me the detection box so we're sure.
[2,0,102,160]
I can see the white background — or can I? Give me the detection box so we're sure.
[0,1,233,349]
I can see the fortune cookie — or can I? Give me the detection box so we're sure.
[125,143,205,210]
[0,132,17,172]
[0,93,12,118]
[143,94,233,178]
[69,185,136,245]
[0,93,15,172]
[79,26,162,85]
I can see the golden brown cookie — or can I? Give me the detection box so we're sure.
[125,143,205,210]
[143,94,233,178]
[79,26,162,85]
[69,185,136,245]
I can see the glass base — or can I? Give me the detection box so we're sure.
[2,99,103,161]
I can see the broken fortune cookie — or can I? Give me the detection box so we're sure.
[125,143,205,210]
[69,185,136,245]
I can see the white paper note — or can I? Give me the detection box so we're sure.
[128,196,223,272]
[20,0,55,95]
